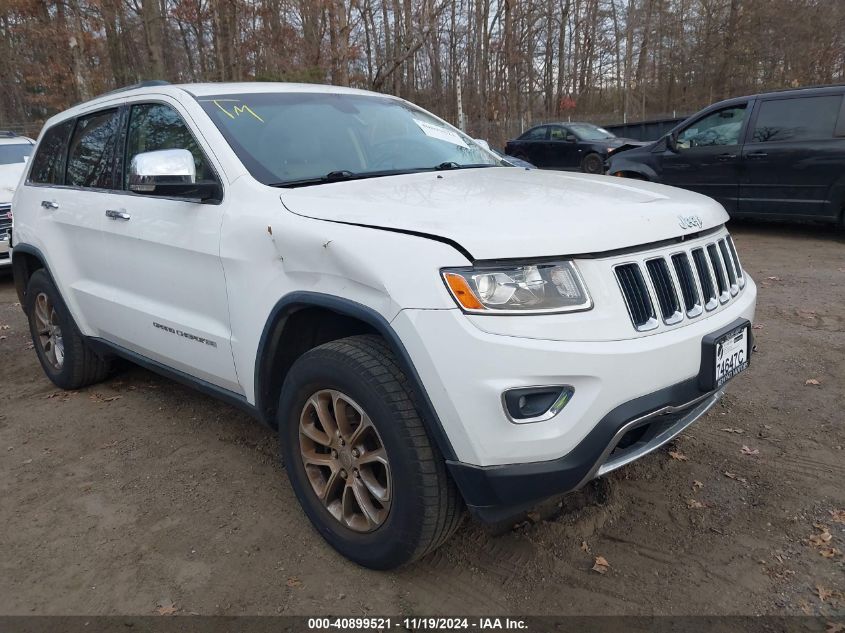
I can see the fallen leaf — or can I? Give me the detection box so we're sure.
[809,524,833,547]
[692,480,704,490]
[816,585,833,602]
[766,276,782,281]
[829,509,845,524]
[89,393,122,403]
[154,601,177,616]
[592,555,610,574]
[686,499,706,509]
[724,471,748,484]
[580,540,590,553]
[740,445,760,456]
[827,622,845,633]
[805,378,821,386]
[286,576,302,588]
[668,450,689,461]
[752,324,764,329]
[526,511,541,523]
[819,547,840,559]
[721,427,744,434]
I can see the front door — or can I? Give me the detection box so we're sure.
[739,93,845,219]
[658,104,749,212]
[548,125,580,169]
[97,99,240,393]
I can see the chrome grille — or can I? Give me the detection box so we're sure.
[670,253,702,317]
[645,258,683,324]
[615,263,658,331]
[0,204,11,234]
[616,233,746,331]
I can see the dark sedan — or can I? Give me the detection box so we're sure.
[504,122,646,173]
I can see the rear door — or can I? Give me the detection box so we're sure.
[21,109,123,336]
[513,126,549,167]
[96,98,240,392]
[738,92,845,219]
[658,103,749,212]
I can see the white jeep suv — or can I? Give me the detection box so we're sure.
[12,82,757,569]
[0,132,36,267]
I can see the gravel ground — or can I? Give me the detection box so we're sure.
[0,221,843,616]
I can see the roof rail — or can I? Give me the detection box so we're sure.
[98,80,171,98]
[0,130,19,138]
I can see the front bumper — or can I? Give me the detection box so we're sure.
[447,378,725,522]
[391,276,756,522]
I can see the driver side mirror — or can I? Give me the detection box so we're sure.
[129,149,221,202]
[565,134,578,143]
[666,132,679,153]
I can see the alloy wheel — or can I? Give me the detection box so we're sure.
[299,389,392,532]
[33,292,64,370]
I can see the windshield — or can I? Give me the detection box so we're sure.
[197,92,500,185]
[0,143,32,166]
[569,123,616,141]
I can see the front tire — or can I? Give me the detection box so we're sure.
[278,335,463,569]
[581,152,604,174]
[24,269,110,389]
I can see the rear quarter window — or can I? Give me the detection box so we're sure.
[28,120,74,185]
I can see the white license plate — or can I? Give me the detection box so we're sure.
[714,326,749,387]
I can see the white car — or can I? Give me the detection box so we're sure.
[0,132,35,267]
[11,82,757,569]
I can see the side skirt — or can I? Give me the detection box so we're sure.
[86,337,262,422]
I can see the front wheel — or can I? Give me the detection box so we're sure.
[278,335,464,569]
[581,152,604,174]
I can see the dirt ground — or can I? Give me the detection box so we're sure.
[0,222,843,617]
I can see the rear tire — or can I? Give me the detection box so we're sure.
[278,334,464,569]
[581,152,604,174]
[24,269,110,390]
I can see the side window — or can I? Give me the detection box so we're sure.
[752,96,842,143]
[28,120,74,185]
[522,126,548,141]
[66,109,121,189]
[125,103,211,189]
[549,126,568,141]
[677,106,747,149]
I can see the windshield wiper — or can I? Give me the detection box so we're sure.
[269,164,499,188]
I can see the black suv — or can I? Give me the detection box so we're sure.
[607,85,845,225]
[505,122,645,174]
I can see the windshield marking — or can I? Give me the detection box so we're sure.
[213,100,264,123]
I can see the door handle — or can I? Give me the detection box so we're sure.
[41,200,59,210]
[717,153,737,161]
[105,209,130,221]
[747,152,768,159]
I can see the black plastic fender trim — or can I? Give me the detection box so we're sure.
[254,291,459,461]
[10,242,51,305]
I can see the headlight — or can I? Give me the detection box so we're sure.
[442,260,592,314]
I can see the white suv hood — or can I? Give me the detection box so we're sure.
[280,168,728,260]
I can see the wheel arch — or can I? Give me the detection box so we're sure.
[11,243,48,305]
[254,292,458,461]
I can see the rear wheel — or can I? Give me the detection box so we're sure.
[278,335,463,569]
[24,269,110,389]
[581,152,604,174]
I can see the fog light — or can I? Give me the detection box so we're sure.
[503,386,574,423]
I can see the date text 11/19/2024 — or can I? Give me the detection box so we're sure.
[307,617,529,630]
